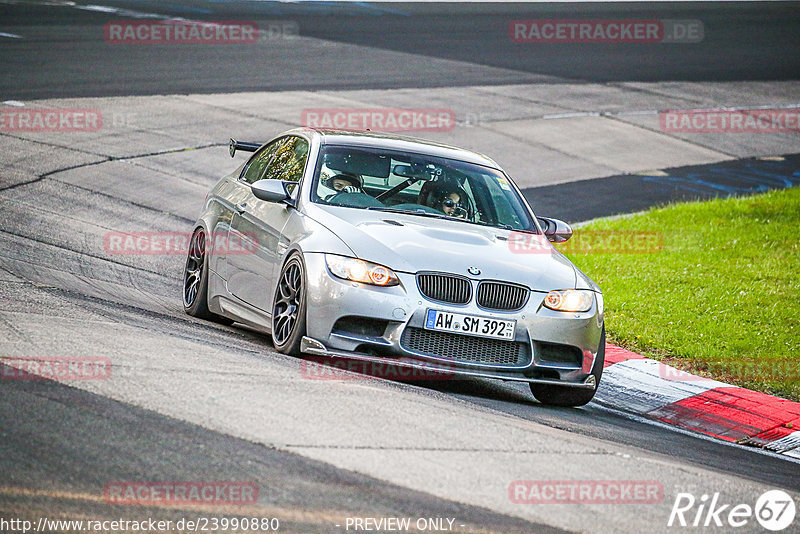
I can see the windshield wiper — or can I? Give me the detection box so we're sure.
[365,207,484,227]
[366,206,451,219]
[366,206,472,222]
[366,207,476,224]
[366,207,536,232]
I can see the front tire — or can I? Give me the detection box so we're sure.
[183,228,233,325]
[271,253,307,355]
[530,326,605,407]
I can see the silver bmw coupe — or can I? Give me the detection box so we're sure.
[184,128,605,406]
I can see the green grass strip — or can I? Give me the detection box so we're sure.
[560,186,800,401]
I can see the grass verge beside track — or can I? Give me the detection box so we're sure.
[561,187,800,401]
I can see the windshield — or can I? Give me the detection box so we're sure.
[310,145,538,232]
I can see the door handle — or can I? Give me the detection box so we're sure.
[235,202,247,214]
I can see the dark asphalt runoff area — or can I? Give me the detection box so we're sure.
[0,368,555,534]
[524,153,800,223]
[2,2,799,533]
[1,1,799,99]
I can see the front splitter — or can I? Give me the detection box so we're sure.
[300,336,596,389]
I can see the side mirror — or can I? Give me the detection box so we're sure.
[251,179,291,203]
[538,217,573,243]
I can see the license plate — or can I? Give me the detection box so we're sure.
[424,309,516,341]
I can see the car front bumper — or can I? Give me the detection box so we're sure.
[303,253,604,387]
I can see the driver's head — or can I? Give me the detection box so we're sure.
[325,173,361,191]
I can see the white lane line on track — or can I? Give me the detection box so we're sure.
[19,0,189,23]
[764,431,800,453]
[75,4,179,20]
[590,401,800,465]
[0,32,22,39]
[597,358,729,413]
[539,103,800,121]
[61,2,288,43]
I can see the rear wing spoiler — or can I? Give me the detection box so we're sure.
[229,138,262,158]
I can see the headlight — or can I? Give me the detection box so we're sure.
[543,290,594,312]
[325,255,400,287]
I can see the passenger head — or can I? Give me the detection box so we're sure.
[434,185,467,218]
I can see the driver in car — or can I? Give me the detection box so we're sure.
[323,173,363,200]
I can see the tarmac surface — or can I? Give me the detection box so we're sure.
[1,2,799,533]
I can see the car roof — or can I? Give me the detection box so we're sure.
[284,127,502,169]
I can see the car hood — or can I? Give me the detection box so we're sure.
[306,205,579,291]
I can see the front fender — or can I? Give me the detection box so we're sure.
[280,210,355,259]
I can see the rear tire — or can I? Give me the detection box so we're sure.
[271,253,307,355]
[530,326,605,407]
[183,227,234,325]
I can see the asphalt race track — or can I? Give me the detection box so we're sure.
[2,1,800,98]
[1,2,799,533]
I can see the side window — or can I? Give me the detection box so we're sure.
[240,139,283,184]
[261,136,309,184]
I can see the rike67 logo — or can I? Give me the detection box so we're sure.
[668,490,796,531]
